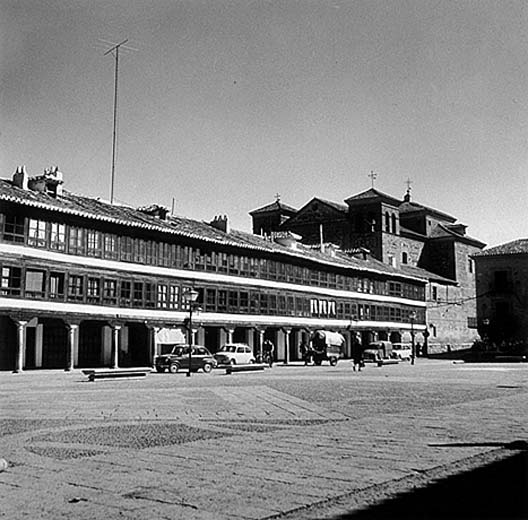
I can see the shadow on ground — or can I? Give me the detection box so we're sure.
[339,452,528,520]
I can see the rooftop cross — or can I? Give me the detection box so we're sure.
[275,192,281,202]
[368,170,377,188]
[406,177,413,196]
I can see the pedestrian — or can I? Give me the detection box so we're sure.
[304,343,314,366]
[263,339,275,367]
[352,337,363,372]
[299,341,308,364]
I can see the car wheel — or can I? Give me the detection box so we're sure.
[155,367,165,373]
[249,358,256,364]
[203,363,213,373]
[230,358,236,365]
[329,357,338,366]
[168,363,179,373]
[314,359,322,366]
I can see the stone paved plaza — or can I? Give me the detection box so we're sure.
[0,359,527,519]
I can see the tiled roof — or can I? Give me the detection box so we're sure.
[399,200,456,222]
[474,239,528,257]
[314,197,348,213]
[429,223,486,248]
[344,188,401,207]
[0,178,424,283]
[249,200,297,215]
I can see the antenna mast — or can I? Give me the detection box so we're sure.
[103,38,136,204]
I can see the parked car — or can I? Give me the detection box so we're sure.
[311,330,345,366]
[154,345,216,373]
[214,343,255,365]
[363,341,394,364]
[391,343,412,361]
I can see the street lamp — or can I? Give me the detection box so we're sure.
[410,311,417,365]
[182,288,199,378]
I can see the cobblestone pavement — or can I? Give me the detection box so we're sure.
[0,359,527,519]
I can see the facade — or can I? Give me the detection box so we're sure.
[473,239,528,345]
[251,187,486,350]
[0,167,427,371]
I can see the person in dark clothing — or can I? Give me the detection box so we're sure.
[263,339,275,367]
[299,341,308,364]
[352,337,363,372]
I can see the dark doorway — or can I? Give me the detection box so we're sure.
[25,326,36,369]
[0,316,16,370]
[125,323,149,367]
[204,326,221,353]
[78,321,105,368]
[42,319,67,368]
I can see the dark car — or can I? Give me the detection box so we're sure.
[154,345,216,374]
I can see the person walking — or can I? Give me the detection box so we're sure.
[352,336,363,372]
[263,339,275,367]
[299,341,308,365]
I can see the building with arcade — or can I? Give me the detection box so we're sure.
[0,167,427,372]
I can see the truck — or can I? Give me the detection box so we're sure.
[311,330,345,366]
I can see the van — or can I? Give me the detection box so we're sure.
[311,330,345,366]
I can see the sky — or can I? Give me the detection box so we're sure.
[2,0,528,248]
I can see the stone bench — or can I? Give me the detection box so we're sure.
[82,368,151,381]
[377,358,400,367]
[225,363,267,375]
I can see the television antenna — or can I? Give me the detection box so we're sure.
[102,39,138,203]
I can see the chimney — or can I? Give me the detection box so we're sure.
[12,166,28,190]
[137,204,170,220]
[209,215,230,233]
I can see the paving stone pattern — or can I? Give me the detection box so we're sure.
[0,361,527,519]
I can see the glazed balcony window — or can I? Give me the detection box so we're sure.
[25,269,46,299]
[50,223,66,251]
[87,277,101,303]
[69,227,85,255]
[103,279,117,305]
[104,235,119,260]
[157,284,168,308]
[168,285,179,309]
[67,275,84,301]
[120,280,131,306]
[28,219,47,248]
[86,230,102,258]
[0,266,22,296]
[49,272,65,300]
[2,215,25,243]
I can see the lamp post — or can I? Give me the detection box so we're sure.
[410,311,417,365]
[182,288,199,378]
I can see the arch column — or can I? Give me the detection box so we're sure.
[257,329,265,359]
[282,328,291,364]
[14,320,27,373]
[110,323,122,369]
[65,323,80,371]
[224,328,235,344]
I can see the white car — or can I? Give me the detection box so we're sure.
[392,343,412,361]
[214,343,255,365]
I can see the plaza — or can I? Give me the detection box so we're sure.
[1,359,527,519]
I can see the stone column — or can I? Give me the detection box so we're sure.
[258,329,265,360]
[65,323,79,372]
[14,320,27,373]
[225,328,235,344]
[283,328,291,364]
[111,324,121,369]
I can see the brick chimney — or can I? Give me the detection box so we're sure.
[209,215,230,233]
[12,166,28,190]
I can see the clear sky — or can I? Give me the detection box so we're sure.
[2,0,527,248]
